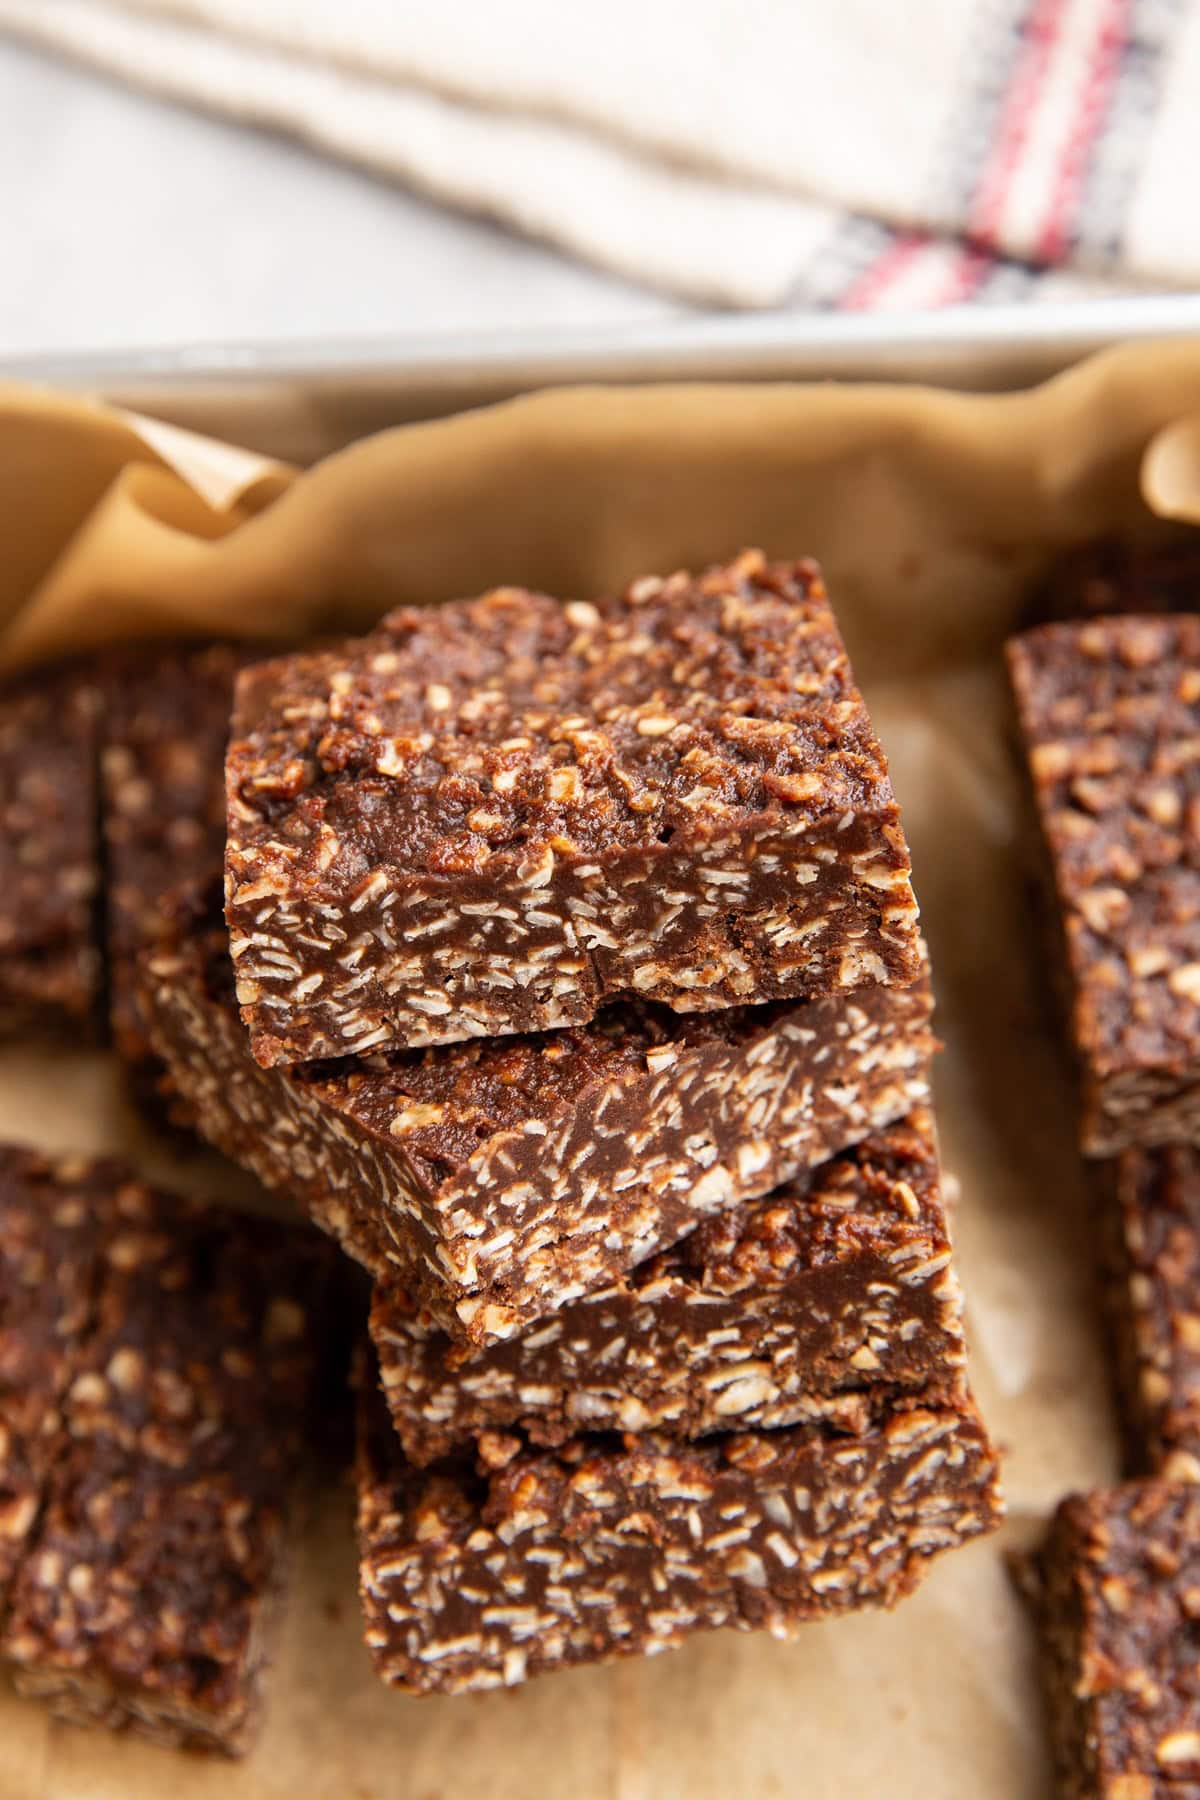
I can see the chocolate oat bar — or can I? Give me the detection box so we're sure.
[357,1372,1001,1696]
[1007,615,1200,1155]
[0,1149,112,1609]
[1029,1481,1200,1799]
[370,1109,966,1465]
[225,551,922,1065]
[0,667,103,1039]
[1099,1145,1200,1482]
[100,642,256,1106]
[139,893,935,1346]
[0,1156,329,1755]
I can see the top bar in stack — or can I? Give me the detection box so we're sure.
[1007,614,1200,1155]
[225,551,922,1065]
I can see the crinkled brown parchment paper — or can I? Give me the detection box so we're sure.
[3,342,1200,1800]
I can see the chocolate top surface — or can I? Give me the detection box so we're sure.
[72,1179,324,1481]
[1,1144,326,1493]
[1007,614,1200,1081]
[9,1438,274,1732]
[0,666,100,956]
[1042,1480,1200,1786]
[0,1150,117,1515]
[0,1150,331,1732]
[227,552,898,887]
[652,1106,941,1289]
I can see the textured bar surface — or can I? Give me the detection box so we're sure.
[225,551,921,1064]
[100,642,253,1103]
[371,1109,966,1465]
[140,897,935,1346]
[1099,1145,1200,1482]
[357,1380,1001,1696]
[1030,1481,1200,1799]
[0,1157,328,1755]
[1007,615,1200,1155]
[0,1149,110,1611]
[0,667,103,1038]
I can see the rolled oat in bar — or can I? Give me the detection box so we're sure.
[357,1373,1001,1696]
[226,552,921,1065]
[1007,614,1200,1155]
[0,1158,329,1756]
[371,1109,966,1465]
[139,895,935,1346]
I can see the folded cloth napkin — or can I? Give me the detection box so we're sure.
[1,0,1195,308]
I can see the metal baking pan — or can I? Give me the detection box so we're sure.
[6,291,1200,463]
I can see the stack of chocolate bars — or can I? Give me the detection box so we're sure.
[1009,545,1200,1795]
[131,550,1002,1693]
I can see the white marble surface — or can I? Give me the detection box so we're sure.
[0,36,683,364]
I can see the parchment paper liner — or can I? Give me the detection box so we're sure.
[3,340,1200,1798]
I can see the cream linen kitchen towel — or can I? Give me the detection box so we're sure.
[0,0,1196,308]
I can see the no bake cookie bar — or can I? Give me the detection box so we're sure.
[370,1109,966,1464]
[0,1153,328,1754]
[357,1375,1001,1695]
[1008,615,1200,1154]
[226,552,921,1064]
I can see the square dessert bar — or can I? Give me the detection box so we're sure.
[1099,1145,1200,1482]
[139,894,935,1346]
[357,1372,1001,1696]
[1007,615,1200,1155]
[0,1151,329,1755]
[1030,1481,1200,1799]
[100,642,256,1103]
[225,551,922,1065]
[0,667,103,1039]
[370,1109,966,1465]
